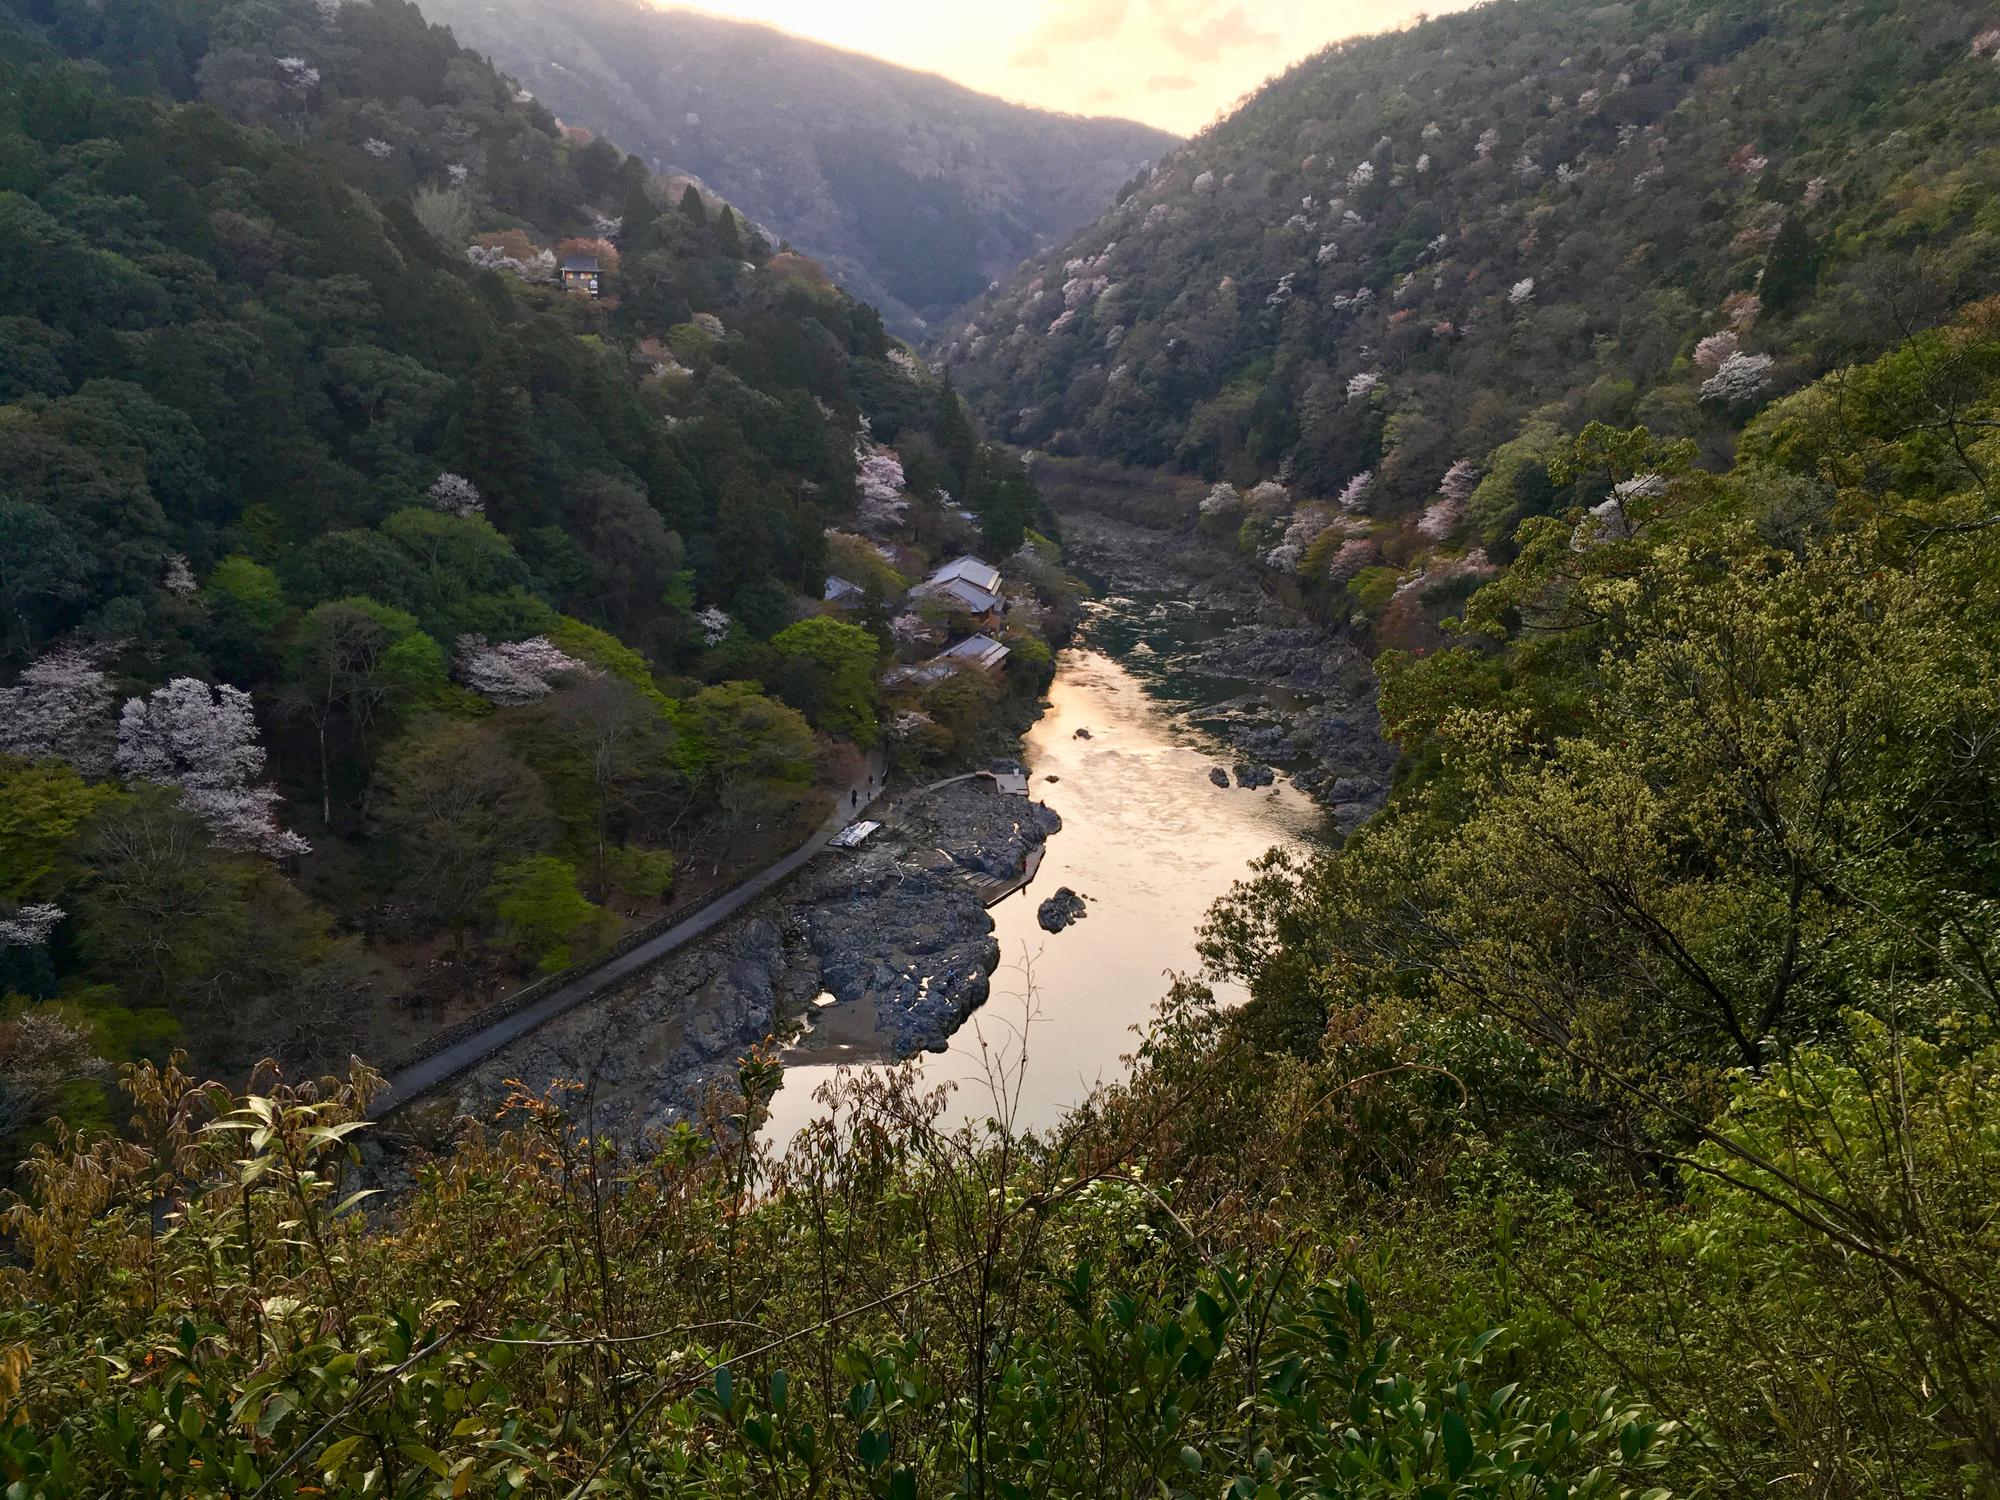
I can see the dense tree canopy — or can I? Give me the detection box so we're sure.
[0,0,997,1120]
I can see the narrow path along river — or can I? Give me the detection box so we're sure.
[764,595,1328,1148]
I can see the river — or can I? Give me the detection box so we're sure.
[763,592,1327,1147]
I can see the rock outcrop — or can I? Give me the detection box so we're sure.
[1036,887,1088,933]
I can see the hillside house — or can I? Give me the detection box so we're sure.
[938,634,1009,671]
[882,632,1011,690]
[561,255,602,296]
[918,555,1004,621]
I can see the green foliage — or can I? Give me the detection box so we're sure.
[602,843,675,901]
[0,759,112,902]
[0,1061,1680,1500]
[682,681,816,786]
[951,0,2000,525]
[967,443,1037,552]
[0,0,1010,1086]
[488,854,611,970]
[770,615,879,746]
[1186,305,2000,1492]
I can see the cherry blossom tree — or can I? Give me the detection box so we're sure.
[1509,277,1537,307]
[0,647,114,773]
[163,555,198,597]
[1063,275,1109,308]
[0,902,63,947]
[275,56,319,92]
[1727,144,1769,175]
[1199,482,1242,518]
[467,241,558,285]
[856,448,906,504]
[1337,470,1375,512]
[1723,291,1763,331]
[1693,330,1741,373]
[889,613,936,652]
[1438,458,1481,504]
[1266,503,1335,569]
[1700,351,1775,403]
[428,472,485,518]
[453,635,591,706]
[115,679,309,858]
[1326,536,1379,583]
[696,607,733,647]
[1346,370,1382,402]
[1975,26,2000,58]
[1246,480,1291,510]
[1417,499,1460,541]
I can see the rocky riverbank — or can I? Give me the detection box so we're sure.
[407,779,1060,1142]
[1060,512,1396,830]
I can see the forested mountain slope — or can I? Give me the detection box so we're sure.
[948,0,2000,518]
[0,0,1056,1142]
[415,0,1176,337]
[6,307,2000,1500]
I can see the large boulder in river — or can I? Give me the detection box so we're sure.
[1209,766,1230,787]
[1233,763,1276,789]
[1037,887,1088,933]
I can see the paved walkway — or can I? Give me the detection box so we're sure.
[369,752,886,1118]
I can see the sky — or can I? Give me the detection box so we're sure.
[669,1,1450,135]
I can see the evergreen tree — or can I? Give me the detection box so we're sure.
[933,369,977,494]
[967,443,1034,554]
[678,183,707,228]
[712,205,743,259]
[450,353,541,528]
[1761,217,1821,315]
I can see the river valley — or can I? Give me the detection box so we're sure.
[763,630,1329,1145]
[401,515,1388,1152]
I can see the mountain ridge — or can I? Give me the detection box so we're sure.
[417,0,1178,335]
[946,0,2000,523]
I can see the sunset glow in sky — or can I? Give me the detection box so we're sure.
[669,1,1452,134]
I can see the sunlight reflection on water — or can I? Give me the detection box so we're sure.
[761,644,1321,1150]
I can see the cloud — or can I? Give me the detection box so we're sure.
[1145,72,1198,90]
[1155,1,1279,60]
[1008,0,1130,67]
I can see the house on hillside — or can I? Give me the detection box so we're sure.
[938,634,1009,671]
[824,576,865,607]
[561,255,602,296]
[882,632,1011,690]
[917,555,1005,623]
